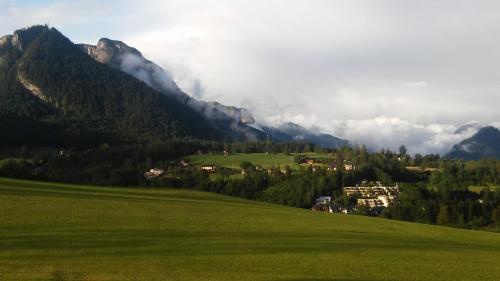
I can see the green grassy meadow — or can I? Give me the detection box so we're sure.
[469,185,500,193]
[184,153,328,170]
[1,178,500,281]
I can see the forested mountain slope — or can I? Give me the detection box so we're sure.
[0,25,221,147]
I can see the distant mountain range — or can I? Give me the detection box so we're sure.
[0,25,347,148]
[446,126,500,160]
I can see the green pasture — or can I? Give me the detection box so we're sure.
[0,178,499,281]
[184,152,330,170]
[469,185,500,193]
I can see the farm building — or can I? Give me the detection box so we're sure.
[144,168,164,179]
[315,196,332,205]
[201,165,217,173]
[344,164,355,171]
[311,196,333,213]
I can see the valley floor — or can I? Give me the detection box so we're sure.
[0,178,499,281]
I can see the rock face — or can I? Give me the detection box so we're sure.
[78,39,255,125]
[446,126,500,160]
[79,39,184,100]
[17,72,48,102]
[0,25,50,51]
[205,102,255,124]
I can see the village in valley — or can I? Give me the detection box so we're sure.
[143,150,403,215]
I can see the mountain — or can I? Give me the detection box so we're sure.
[0,25,221,147]
[262,122,349,148]
[0,25,347,148]
[78,38,263,141]
[76,38,354,146]
[446,126,500,160]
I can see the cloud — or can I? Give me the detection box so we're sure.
[2,0,500,154]
[403,81,427,88]
[119,53,178,92]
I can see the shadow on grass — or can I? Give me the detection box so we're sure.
[47,268,86,281]
[270,279,400,281]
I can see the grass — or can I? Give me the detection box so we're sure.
[184,152,329,170]
[0,158,21,166]
[469,185,500,193]
[1,178,500,281]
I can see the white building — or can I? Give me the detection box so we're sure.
[344,183,400,208]
[315,196,332,205]
[144,168,164,179]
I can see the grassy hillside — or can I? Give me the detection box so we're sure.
[0,178,499,281]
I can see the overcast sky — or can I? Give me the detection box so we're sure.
[2,0,500,154]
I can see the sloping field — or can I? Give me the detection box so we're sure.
[184,152,329,170]
[0,178,499,281]
[185,153,300,169]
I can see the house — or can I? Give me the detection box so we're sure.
[201,165,217,173]
[357,198,384,208]
[311,196,333,213]
[311,204,331,212]
[315,196,332,205]
[344,164,355,171]
[144,168,164,179]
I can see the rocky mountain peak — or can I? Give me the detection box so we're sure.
[6,25,51,51]
[85,38,143,65]
[0,35,13,48]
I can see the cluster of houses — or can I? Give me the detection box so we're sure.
[297,156,356,172]
[344,182,400,209]
[312,182,400,214]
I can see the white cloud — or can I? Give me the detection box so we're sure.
[403,81,427,88]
